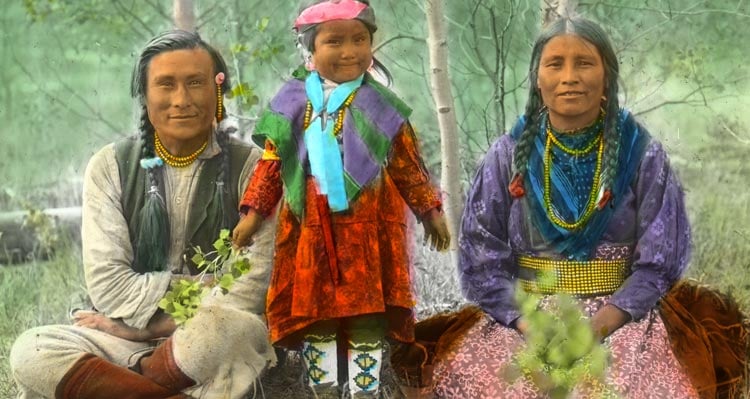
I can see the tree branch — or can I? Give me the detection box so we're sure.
[196,3,221,30]
[373,34,426,53]
[143,0,172,22]
[11,56,122,136]
[585,1,750,18]
[634,89,737,117]
[718,118,750,145]
[113,0,156,37]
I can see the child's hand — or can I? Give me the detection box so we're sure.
[232,209,264,248]
[422,208,451,251]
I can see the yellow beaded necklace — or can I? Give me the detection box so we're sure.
[303,90,358,133]
[154,132,208,168]
[543,122,604,230]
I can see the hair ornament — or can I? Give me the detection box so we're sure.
[305,58,316,71]
[596,187,612,210]
[140,157,164,170]
[294,0,369,28]
[509,173,526,198]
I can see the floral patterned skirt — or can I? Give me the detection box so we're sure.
[431,297,699,399]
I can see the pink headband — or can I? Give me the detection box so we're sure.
[294,0,369,28]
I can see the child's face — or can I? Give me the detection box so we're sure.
[312,19,372,83]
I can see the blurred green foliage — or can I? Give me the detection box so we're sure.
[507,274,615,398]
[2,0,748,211]
[1,4,747,397]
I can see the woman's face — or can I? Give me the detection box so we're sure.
[146,48,216,153]
[537,34,606,131]
[312,19,372,83]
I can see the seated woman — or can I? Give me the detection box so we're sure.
[429,17,746,399]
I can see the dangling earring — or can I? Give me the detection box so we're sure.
[215,72,225,122]
[305,55,316,71]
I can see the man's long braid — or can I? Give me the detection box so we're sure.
[139,104,157,176]
[127,30,234,273]
[214,100,232,231]
[134,104,170,273]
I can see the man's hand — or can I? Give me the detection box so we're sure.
[73,310,176,342]
[232,209,264,248]
[73,310,146,341]
[422,208,451,252]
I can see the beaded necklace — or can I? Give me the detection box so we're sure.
[543,121,604,230]
[302,90,358,133]
[154,132,208,168]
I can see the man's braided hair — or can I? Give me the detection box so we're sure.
[129,30,232,272]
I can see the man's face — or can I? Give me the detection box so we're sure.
[146,48,216,151]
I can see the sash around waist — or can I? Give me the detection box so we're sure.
[517,254,630,296]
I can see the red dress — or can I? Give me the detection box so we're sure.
[241,123,441,347]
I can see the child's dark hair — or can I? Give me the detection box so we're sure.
[295,0,393,85]
[512,17,620,201]
[129,29,233,272]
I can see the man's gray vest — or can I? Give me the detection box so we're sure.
[114,136,252,274]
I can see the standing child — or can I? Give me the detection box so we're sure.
[232,0,450,397]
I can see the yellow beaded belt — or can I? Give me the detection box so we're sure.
[517,255,630,296]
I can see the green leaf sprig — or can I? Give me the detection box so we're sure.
[503,272,618,399]
[158,229,252,326]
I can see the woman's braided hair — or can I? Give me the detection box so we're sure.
[129,30,232,272]
[512,18,621,203]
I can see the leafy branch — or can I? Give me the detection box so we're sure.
[503,273,617,398]
[158,229,252,326]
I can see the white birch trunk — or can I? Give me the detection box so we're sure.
[426,0,461,262]
[173,0,196,31]
[542,0,579,26]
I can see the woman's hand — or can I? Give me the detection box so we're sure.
[422,208,451,252]
[232,209,264,248]
[512,317,529,336]
[589,304,631,340]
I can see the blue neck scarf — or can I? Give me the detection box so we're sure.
[511,109,651,260]
[304,71,364,211]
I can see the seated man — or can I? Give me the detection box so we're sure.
[9,30,276,399]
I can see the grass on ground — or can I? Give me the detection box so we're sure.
[1,141,748,397]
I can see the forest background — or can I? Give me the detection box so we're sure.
[0,0,748,397]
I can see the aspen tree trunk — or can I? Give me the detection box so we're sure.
[426,0,461,262]
[173,0,196,31]
[541,0,579,26]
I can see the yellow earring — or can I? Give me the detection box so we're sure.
[216,84,223,122]
[215,72,226,122]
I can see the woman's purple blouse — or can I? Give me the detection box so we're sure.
[458,134,691,326]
